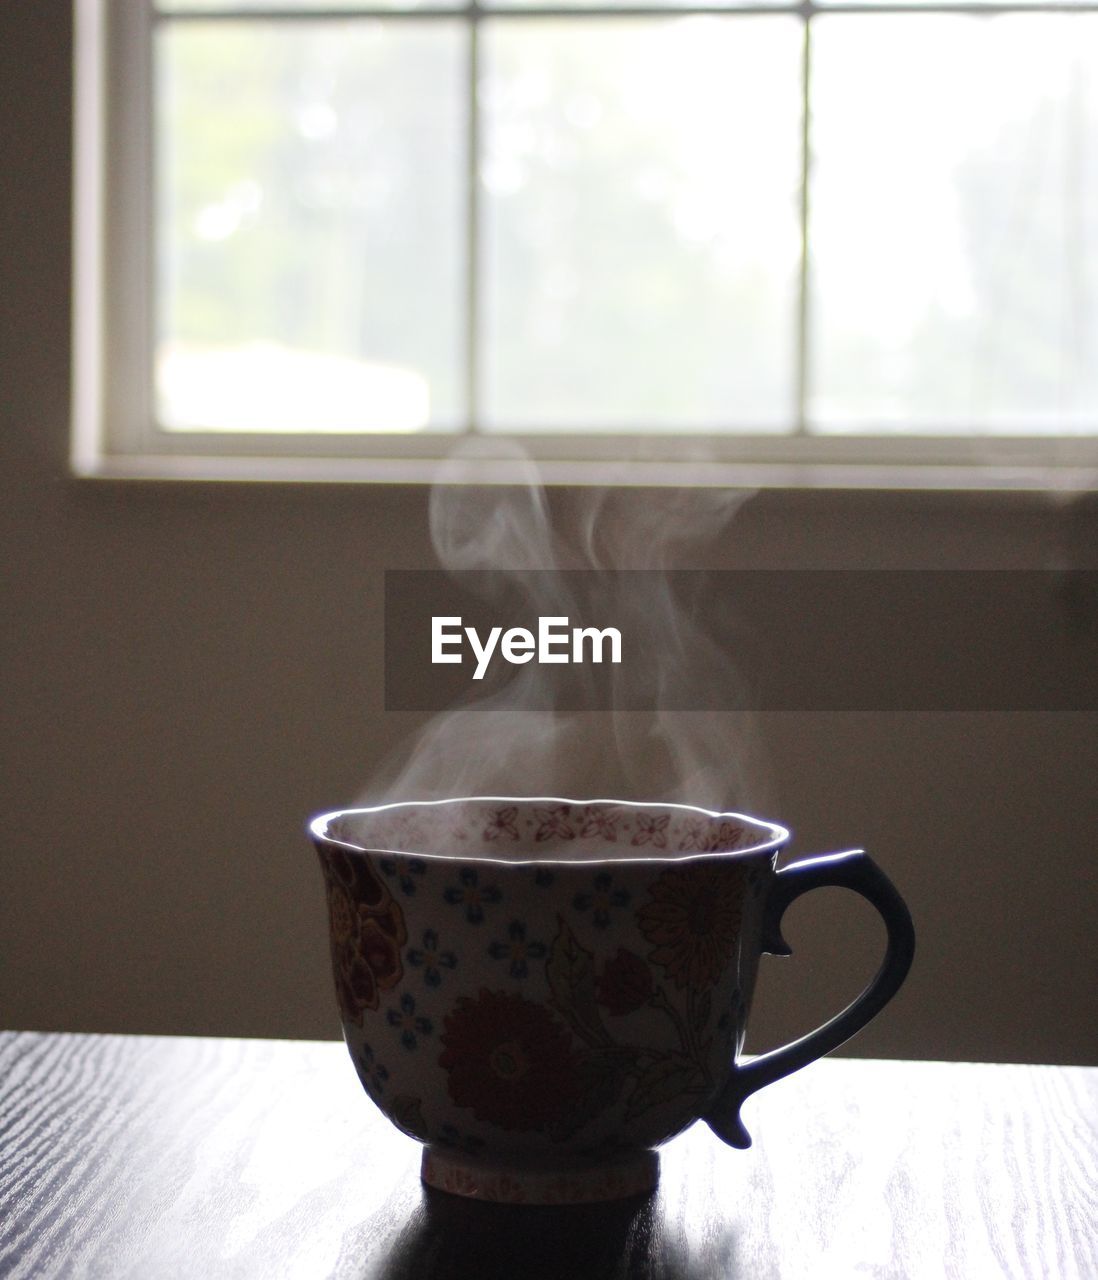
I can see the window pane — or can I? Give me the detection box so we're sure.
[816,0,1094,7]
[481,17,803,432]
[809,15,1098,434]
[491,0,788,10]
[156,21,466,432]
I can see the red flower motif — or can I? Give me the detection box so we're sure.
[596,948,654,1015]
[631,814,669,848]
[323,853,407,1024]
[484,806,520,841]
[706,821,747,852]
[637,865,745,990]
[581,808,620,842]
[534,806,575,842]
[676,817,709,851]
[439,990,580,1131]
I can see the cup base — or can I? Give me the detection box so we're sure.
[421,1146,659,1205]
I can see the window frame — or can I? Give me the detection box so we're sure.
[72,0,1098,489]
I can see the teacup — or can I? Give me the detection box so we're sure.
[310,797,914,1204]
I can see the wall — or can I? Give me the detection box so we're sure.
[2,2,1096,1067]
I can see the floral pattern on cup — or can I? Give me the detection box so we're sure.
[631,814,670,848]
[421,1147,658,1204]
[312,798,914,1206]
[321,847,407,1023]
[323,824,752,1141]
[316,801,784,1196]
[443,867,503,924]
[350,1041,390,1101]
[387,992,434,1051]
[390,1094,431,1142]
[637,864,746,990]
[580,808,622,842]
[439,989,582,1132]
[436,1123,487,1156]
[596,948,654,1016]
[539,910,724,1136]
[407,928,458,987]
[483,806,521,842]
[488,920,549,979]
[573,870,630,928]
[379,854,428,896]
[335,800,769,863]
[534,804,576,842]
[676,817,711,852]
[706,821,749,853]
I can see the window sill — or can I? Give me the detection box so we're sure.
[72,450,1098,492]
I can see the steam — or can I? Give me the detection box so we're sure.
[363,440,772,813]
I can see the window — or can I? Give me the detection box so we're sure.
[74,0,1098,484]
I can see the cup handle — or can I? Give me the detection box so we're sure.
[704,849,915,1149]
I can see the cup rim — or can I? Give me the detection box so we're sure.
[309,795,789,866]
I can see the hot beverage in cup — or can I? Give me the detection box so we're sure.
[310,797,914,1204]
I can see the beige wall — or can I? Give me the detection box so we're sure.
[2,3,1095,1066]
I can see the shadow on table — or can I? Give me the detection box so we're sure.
[368,1187,741,1280]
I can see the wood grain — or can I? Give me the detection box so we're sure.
[0,1034,1094,1279]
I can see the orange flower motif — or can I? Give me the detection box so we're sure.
[322,850,407,1024]
[637,865,745,990]
[329,885,354,945]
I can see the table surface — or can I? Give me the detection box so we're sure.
[0,1033,1094,1280]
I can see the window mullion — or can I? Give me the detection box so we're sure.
[105,0,157,452]
[794,12,813,436]
[467,4,482,432]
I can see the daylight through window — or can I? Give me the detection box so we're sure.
[77,0,1098,478]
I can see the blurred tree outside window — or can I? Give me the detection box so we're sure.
[149,1,1098,442]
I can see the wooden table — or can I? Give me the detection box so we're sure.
[0,1033,1094,1279]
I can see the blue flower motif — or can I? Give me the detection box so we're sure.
[407,928,458,988]
[352,1042,390,1099]
[573,870,630,928]
[534,867,556,888]
[488,920,548,979]
[437,1123,486,1156]
[386,992,433,1051]
[379,854,428,896]
[442,867,502,924]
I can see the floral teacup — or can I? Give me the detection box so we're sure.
[310,797,914,1204]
